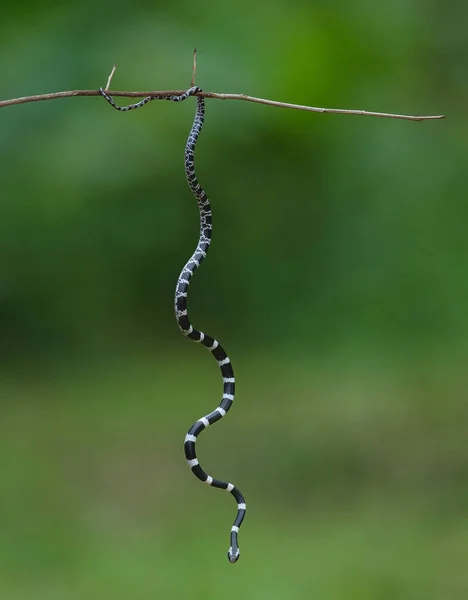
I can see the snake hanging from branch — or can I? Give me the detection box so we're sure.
[100,85,246,563]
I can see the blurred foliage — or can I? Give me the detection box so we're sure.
[0,1,467,598]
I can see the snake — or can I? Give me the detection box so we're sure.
[99,86,246,563]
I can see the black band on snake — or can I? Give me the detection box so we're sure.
[99,86,246,563]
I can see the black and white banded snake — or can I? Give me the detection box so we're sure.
[99,86,246,563]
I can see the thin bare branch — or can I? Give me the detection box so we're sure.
[0,88,445,121]
[206,93,446,121]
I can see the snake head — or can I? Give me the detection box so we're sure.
[227,547,240,563]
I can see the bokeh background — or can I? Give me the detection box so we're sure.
[1,1,467,598]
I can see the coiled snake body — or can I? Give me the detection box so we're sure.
[100,86,246,563]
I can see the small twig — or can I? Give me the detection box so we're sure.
[105,65,116,91]
[0,88,445,121]
[191,49,197,88]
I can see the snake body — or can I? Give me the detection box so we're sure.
[100,86,246,563]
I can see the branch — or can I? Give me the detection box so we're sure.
[0,87,445,121]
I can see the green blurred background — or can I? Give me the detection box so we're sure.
[1,1,467,598]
